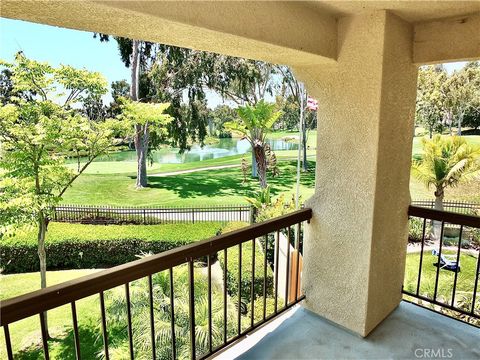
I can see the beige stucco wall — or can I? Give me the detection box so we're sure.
[297,11,417,336]
[414,13,480,64]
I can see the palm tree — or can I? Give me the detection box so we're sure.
[412,135,480,238]
[102,263,237,360]
[224,100,282,189]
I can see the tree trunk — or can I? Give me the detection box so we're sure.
[432,188,444,240]
[135,123,149,188]
[302,126,308,172]
[429,126,433,139]
[130,39,149,188]
[38,211,50,339]
[251,151,258,178]
[253,145,267,188]
[457,113,463,136]
[130,40,140,101]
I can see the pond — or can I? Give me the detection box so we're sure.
[90,138,298,164]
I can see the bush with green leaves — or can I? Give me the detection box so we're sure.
[1,222,223,273]
[408,217,429,243]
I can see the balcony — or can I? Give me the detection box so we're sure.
[218,302,479,359]
[1,206,478,359]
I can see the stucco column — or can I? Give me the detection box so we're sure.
[297,11,418,336]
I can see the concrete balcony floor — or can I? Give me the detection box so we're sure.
[216,302,479,360]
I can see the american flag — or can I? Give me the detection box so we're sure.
[306,96,318,111]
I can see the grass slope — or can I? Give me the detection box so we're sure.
[62,160,316,206]
[0,269,101,359]
[404,250,479,309]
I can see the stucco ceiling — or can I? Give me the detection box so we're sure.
[308,1,480,23]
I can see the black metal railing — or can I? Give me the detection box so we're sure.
[0,208,311,359]
[403,206,480,326]
[52,204,253,224]
[411,199,479,215]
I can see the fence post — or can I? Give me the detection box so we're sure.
[250,205,257,224]
[192,208,195,224]
[143,209,146,224]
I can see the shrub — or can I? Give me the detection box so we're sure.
[1,222,223,274]
[408,217,429,242]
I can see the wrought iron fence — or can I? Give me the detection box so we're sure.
[52,204,254,224]
[411,199,479,215]
[403,206,480,326]
[0,208,312,360]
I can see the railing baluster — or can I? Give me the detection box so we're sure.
[285,226,291,306]
[188,260,196,360]
[207,254,213,353]
[148,275,156,360]
[472,249,480,315]
[295,223,301,302]
[416,217,427,296]
[99,291,110,360]
[274,230,280,313]
[71,301,81,360]
[263,234,268,321]
[450,225,463,306]
[433,221,445,301]
[223,248,228,344]
[39,312,50,360]
[250,238,256,328]
[125,283,134,359]
[3,325,13,360]
[237,243,242,335]
[169,268,177,360]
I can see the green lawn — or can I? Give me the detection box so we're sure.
[58,134,480,205]
[0,269,101,359]
[404,250,479,311]
[62,160,316,206]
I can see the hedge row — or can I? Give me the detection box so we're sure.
[1,222,223,274]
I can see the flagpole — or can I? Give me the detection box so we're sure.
[296,83,304,209]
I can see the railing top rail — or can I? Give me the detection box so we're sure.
[408,205,480,228]
[0,208,312,326]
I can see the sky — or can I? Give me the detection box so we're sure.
[0,18,468,105]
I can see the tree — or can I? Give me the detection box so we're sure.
[443,62,480,136]
[225,100,282,188]
[0,53,122,334]
[96,35,211,187]
[463,105,480,131]
[412,135,480,238]
[210,104,238,137]
[416,66,447,138]
[118,98,173,186]
[276,66,316,171]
